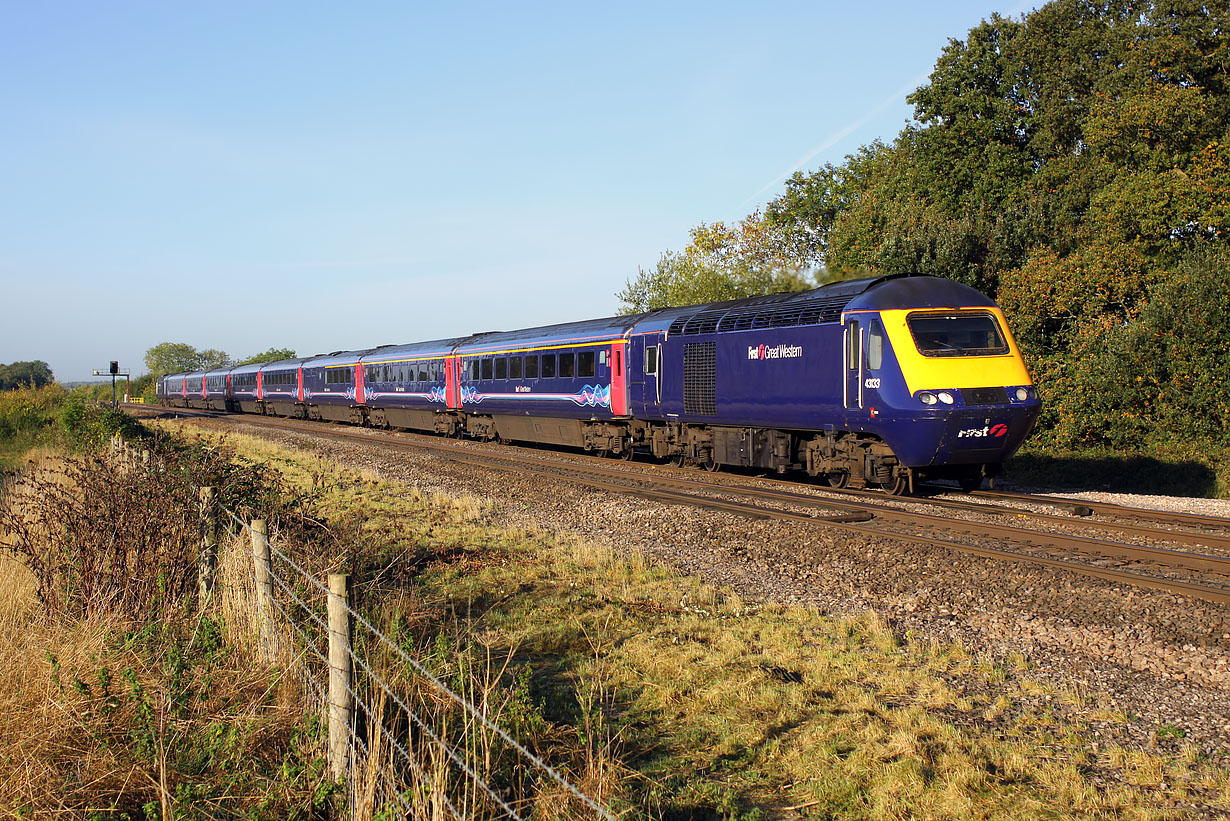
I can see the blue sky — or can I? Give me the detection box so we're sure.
[1,1,1032,381]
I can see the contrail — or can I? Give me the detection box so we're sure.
[743,69,932,207]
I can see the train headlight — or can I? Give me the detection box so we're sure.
[919,392,938,405]
[938,391,955,404]
[1015,387,1029,401]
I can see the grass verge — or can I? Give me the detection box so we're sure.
[166,423,1230,819]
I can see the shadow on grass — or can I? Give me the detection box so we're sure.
[1003,452,1219,497]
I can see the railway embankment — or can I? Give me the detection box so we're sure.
[135,410,1230,818]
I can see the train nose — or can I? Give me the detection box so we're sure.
[935,408,1036,464]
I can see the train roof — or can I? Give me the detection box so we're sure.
[254,357,314,372]
[842,275,996,312]
[360,338,471,363]
[301,348,386,368]
[451,315,641,355]
[625,274,996,338]
[623,274,893,338]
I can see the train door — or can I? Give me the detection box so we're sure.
[609,342,628,416]
[444,356,460,409]
[354,362,366,405]
[843,318,864,412]
[632,333,664,417]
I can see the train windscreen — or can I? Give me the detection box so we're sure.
[906,312,1008,357]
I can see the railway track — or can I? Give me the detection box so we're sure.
[144,405,1230,607]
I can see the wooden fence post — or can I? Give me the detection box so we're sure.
[250,519,275,660]
[198,487,216,602]
[327,573,353,781]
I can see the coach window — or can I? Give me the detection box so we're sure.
[509,356,522,379]
[541,354,556,378]
[578,351,595,378]
[559,353,575,378]
[481,359,493,380]
[494,357,507,379]
[418,364,428,382]
[524,354,539,379]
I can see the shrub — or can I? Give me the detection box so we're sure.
[1041,249,1230,449]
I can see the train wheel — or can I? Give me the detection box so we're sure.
[701,459,721,472]
[825,472,849,489]
[957,472,983,492]
[669,455,686,468]
[617,446,635,461]
[881,475,909,495]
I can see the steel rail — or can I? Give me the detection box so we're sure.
[968,487,1230,532]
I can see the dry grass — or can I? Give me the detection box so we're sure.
[0,446,332,818]
[152,421,1230,818]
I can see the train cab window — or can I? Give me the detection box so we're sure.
[495,358,507,379]
[645,345,658,375]
[868,320,885,370]
[578,351,595,378]
[541,354,556,378]
[481,359,493,380]
[525,355,539,379]
[907,312,1008,357]
[559,353,575,378]
[509,356,522,379]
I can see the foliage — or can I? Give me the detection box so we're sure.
[617,212,816,312]
[0,360,54,390]
[0,427,285,621]
[143,342,231,377]
[0,483,329,816]
[1037,247,1230,450]
[0,383,65,467]
[234,346,297,366]
[58,393,147,449]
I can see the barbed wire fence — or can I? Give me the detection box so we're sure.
[110,435,614,819]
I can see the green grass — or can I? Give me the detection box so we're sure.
[171,422,1230,818]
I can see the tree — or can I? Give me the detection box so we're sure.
[144,343,232,376]
[234,347,297,366]
[197,349,232,370]
[617,212,814,313]
[0,360,54,390]
[145,343,205,377]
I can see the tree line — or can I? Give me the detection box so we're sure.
[0,361,54,391]
[621,0,1230,452]
[143,343,297,378]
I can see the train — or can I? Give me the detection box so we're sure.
[157,273,1041,494]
